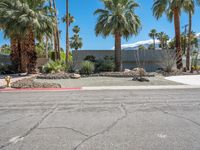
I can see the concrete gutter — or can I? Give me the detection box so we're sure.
[1,85,200,92]
[82,85,200,91]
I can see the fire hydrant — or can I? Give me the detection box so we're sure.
[5,76,12,88]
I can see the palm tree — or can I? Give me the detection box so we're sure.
[94,0,141,71]
[156,32,168,49]
[62,11,74,64]
[49,0,61,60]
[153,0,185,69]
[66,0,69,64]
[70,26,83,66]
[149,29,157,50]
[163,34,170,49]
[0,0,55,73]
[183,0,200,70]
[156,32,165,49]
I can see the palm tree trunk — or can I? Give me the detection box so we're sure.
[173,8,183,69]
[45,36,49,59]
[115,33,122,72]
[53,30,58,60]
[66,0,70,64]
[52,0,60,60]
[20,39,28,73]
[186,11,192,70]
[153,37,156,50]
[10,38,20,72]
[74,49,78,69]
[24,27,37,74]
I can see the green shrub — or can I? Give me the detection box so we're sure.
[50,51,73,63]
[80,61,95,75]
[50,52,56,61]
[96,60,115,72]
[84,55,96,63]
[42,60,68,73]
[0,63,15,75]
[104,56,114,61]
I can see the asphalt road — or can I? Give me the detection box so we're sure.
[0,89,200,150]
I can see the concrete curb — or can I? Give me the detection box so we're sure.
[0,88,82,92]
[82,85,200,91]
[0,85,200,92]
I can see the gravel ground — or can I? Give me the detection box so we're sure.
[0,74,35,88]
[35,76,182,88]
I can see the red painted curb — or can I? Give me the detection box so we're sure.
[0,88,82,92]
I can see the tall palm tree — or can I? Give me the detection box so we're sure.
[183,0,200,70]
[49,0,61,60]
[153,0,185,69]
[66,0,69,64]
[0,0,55,73]
[149,29,157,50]
[94,0,141,71]
[62,12,74,63]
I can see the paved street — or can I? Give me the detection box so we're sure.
[0,89,200,150]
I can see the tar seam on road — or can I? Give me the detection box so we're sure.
[73,103,128,150]
[0,104,58,149]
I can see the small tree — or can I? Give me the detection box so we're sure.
[161,49,176,72]
[70,26,83,67]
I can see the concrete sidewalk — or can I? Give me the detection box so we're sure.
[165,75,200,85]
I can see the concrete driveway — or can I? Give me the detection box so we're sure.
[0,89,200,150]
[166,75,200,85]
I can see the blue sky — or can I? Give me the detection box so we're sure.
[0,0,200,50]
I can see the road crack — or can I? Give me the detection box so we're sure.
[73,103,128,150]
[154,107,200,128]
[0,104,57,149]
[38,127,89,137]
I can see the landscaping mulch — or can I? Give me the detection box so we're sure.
[11,78,61,88]
[81,72,156,78]
[37,71,155,79]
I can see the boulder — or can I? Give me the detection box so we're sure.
[132,68,146,77]
[124,69,131,73]
[70,73,81,79]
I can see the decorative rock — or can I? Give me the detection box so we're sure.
[132,77,150,82]
[70,73,81,79]
[124,69,131,73]
[37,73,71,79]
[11,79,61,88]
[132,68,146,77]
